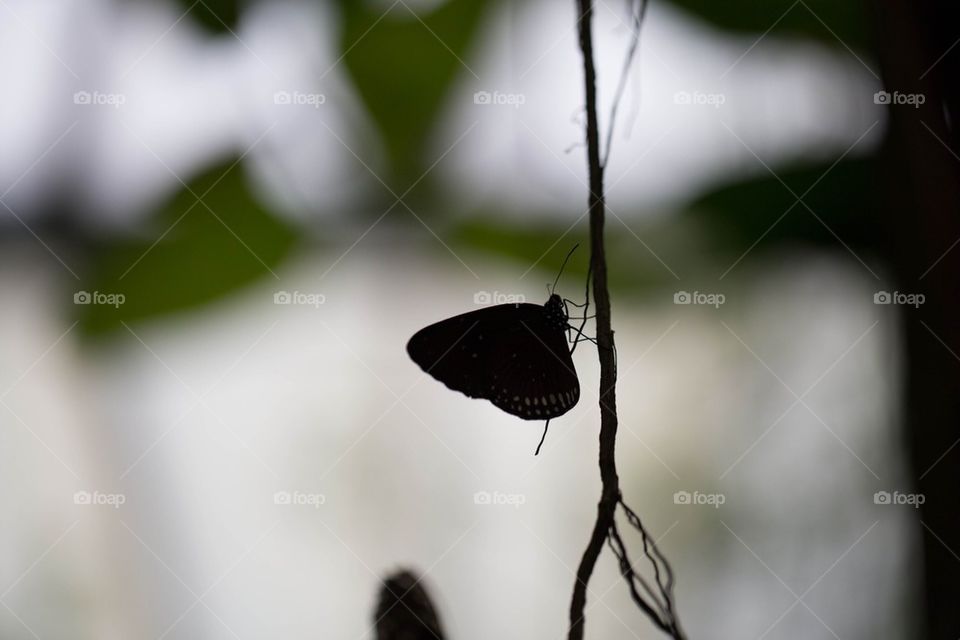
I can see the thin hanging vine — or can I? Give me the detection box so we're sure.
[567,1,685,638]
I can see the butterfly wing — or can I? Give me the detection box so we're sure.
[407,303,531,400]
[483,313,579,419]
[406,305,503,400]
[407,303,579,420]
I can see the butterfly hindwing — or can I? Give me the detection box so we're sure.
[407,296,579,420]
[486,315,579,419]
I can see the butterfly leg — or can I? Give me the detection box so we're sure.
[564,272,592,355]
[571,332,597,345]
[563,298,576,345]
[567,322,598,348]
[564,298,593,354]
[569,328,617,358]
[535,419,551,456]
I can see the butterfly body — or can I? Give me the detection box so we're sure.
[407,294,580,420]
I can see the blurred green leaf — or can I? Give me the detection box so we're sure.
[337,0,492,186]
[686,154,880,254]
[164,0,240,33]
[76,159,297,337]
[450,156,880,296]
[450,217,681,295]
[663,0,872,53]
[452,220,589,274]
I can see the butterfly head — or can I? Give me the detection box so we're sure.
[544,294,567,330]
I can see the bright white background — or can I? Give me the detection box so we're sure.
[0,1,917,638]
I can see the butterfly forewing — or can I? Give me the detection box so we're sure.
[407,297,579,420]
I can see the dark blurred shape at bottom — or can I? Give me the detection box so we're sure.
[374,569,447,640]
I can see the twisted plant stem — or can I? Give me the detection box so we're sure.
[567,1,683,638]
[566,0,618,635]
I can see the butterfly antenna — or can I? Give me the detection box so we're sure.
[550,244,580,295]
[535,419,551,456]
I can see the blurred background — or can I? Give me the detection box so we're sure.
[1,0,957,638]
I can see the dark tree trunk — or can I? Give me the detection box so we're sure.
[875,3,960,638]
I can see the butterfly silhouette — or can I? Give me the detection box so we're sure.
[407,292,580,422]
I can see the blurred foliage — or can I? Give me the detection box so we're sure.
[89,0,880,332]
[687,156,880,252]
[452,154,880,294]
[452,218,684,295]
[336,0,492,188]
[663,0,872,52]
[452,220,591,287]
[76,159,297,337]
[162,0,241,33]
